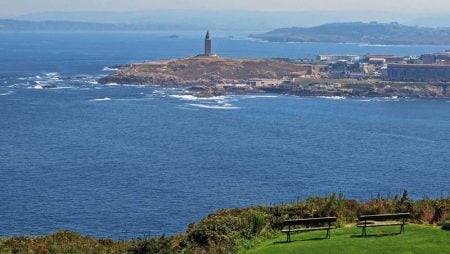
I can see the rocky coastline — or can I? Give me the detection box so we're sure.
[98,57,450,99]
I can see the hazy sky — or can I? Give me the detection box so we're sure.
[2,0,450,17]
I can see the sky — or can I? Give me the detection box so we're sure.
[1,0,450,17]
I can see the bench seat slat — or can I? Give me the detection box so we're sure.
[358,213,410,221]
[357,222,408,227]
[283,217,337,226]
[282,226,336,233]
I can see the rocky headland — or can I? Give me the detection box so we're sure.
[99,56,450,99]
[99,56,309,82]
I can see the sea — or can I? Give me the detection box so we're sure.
[1,31,450,238]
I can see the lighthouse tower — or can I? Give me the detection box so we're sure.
[204,31,212,56]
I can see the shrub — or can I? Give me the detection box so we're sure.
[128,235,174,254]
[186,215,242,253]
[240,210,266,238]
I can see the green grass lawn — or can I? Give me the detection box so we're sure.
[246,224,450,254]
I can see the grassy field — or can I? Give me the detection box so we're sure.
[246,224,450,254]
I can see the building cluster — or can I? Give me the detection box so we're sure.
[317,51,450,82]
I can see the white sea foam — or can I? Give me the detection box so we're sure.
[241,95,279,99]
[102,67,119,71]
[372,97,401,102]
[0,91,13,96]
[122,84,148,88]
[170,94,226,101]
[90,97,112,101]
[318,96,346,100]
[189,103,240,110]
[32,84,44,89]
[50,86,73,90]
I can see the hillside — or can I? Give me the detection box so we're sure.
[1,193,449,253]
[0,19,167,31]
[250,22,450,45]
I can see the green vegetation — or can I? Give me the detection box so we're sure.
[0,231,129,254]
[246,224,450,254]
[1,192,449,254]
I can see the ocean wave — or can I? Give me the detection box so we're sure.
[121,84,149,88]
[355,96,400,102]
[241,95,279,99]
[170,94,226,101]
[90,97,112,101]
[102,67,119,72]
[189,103,240,110]
[318,96,346,100]
[0,91,13,96]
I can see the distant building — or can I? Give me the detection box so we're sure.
[421,54,437,64]
[317,55,360,63]
[247,79,286,87]
[366,55,404,64]
[204,31,212,56]
[420,52,450,65]
[368,57,386,65]
[387,64,450,82]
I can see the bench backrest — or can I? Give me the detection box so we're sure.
[358,213,410,221]
[283,217,337,227]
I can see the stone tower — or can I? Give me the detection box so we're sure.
[204,31,212,56]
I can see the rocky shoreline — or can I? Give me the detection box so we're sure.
[98,57,450,99]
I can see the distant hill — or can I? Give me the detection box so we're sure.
[0,19,168,31]
[13,11,450,32]
[250,22,450,45]
[14,11,400,31]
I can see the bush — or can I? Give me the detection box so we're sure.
[186,214,242,253]
[128,235,174,254]
[240,210,266,238]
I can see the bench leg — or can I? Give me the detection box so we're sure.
[400,224,405,234]
[326,228,331,239]
[286,232,291,242]
[361,227,367,238]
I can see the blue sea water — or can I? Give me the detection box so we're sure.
[0,31,450,238]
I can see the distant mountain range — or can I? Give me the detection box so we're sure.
[7,10,450,31]
[250,22,450,45]
[3,18,450,46]
[0,19,169,31]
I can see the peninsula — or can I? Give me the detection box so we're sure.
[99,32,450,99]
[250,22,450,45]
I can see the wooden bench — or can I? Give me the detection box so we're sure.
[357,213,410,237]
[282,217,337,242]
